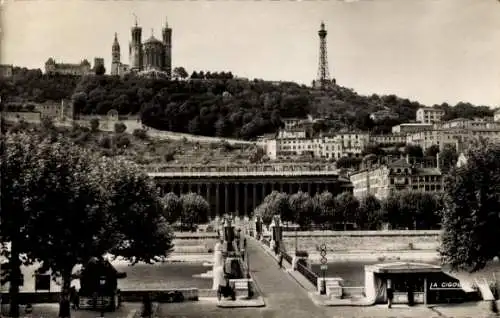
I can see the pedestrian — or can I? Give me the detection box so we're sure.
[70,286,79,310]
[141,293,152,318]
[406,281,414,306]
[278,250,284,269]
[387,279,393,309]
[59,291,71,318]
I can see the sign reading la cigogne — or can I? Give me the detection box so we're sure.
[429,281,462,290]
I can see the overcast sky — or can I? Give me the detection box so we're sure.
[2,0,499,107]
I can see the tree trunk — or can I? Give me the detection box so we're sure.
[59,265,74,318]
[8,241,21,318]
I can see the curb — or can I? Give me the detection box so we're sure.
[216,296,266,308]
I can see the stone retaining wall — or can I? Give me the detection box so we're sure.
[283,231,440,252]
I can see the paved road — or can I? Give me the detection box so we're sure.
[159,238,329,318]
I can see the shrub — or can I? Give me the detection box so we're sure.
[99,136,112,149]
[74,131,90,145]
[115,135,131,148]
[114,122,127,134]
[133,128,148,140]
[164,150,176,162]
[90,118,99,132]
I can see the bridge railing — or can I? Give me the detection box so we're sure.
[141,163,338,174]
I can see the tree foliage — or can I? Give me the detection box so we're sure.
[288,191,315,228]
[0,132,174,316]
[439,144,459,172]
[357,195,382,230]
[440,141,500,272]
[334,192,360,229]
[313,191,337,226]
[1,70,494,140]
[179,193,210,230]
[162,192,182,224]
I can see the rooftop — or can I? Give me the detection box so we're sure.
[366,262,442,274]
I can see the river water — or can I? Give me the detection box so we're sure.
[1,262,212,293]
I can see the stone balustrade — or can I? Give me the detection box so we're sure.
[143,163,338,177]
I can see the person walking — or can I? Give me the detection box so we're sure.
[387,279,394,309]
[58,291,71,318]
[70,286,79,310]
[141,293,152,318]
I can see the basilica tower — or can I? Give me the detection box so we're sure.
[129,17,143,70]
[111,33,121,76]
[162,17,172,78]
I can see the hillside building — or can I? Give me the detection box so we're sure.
[44,58,95,76]
[0,64,13,77]
[416,107,445,124]
[111,17,172,78]
[392,123,433,134]
[349,156,444,200]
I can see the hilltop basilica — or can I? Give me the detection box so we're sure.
[111,17,172,78]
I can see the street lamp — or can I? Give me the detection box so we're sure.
[99,275,106,318]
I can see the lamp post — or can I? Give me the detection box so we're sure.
[295,224,298,253]
[99,275,106,318]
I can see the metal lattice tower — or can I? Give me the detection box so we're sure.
[316,21,331,89]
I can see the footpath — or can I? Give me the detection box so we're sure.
[245,237,330,318]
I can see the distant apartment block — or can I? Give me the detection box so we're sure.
[416,107,445,124]
[281,115,317,130]
[406,118,500,151]
[392,123,433,134]
[350,156,444,200]
[264,129,369,160]
[369,134,406,145]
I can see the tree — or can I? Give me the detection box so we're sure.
[334,192,360,230]
[254,202,274,226]
[173,67,189,80]
[439,143,459,172]
[0,133,47,317]
[313,191,336,227]
[404,144,424,158]
[357,195,382,230]
[425,144,440,157]
[440,141,500,272]
[162,192,182,223]
[288,191,314,228]
[180,193,210,230]
[25,139,119,294]
[99,158,174,264]
[262,191,291,223]
[380,193,400,229]
[95,64,106,76]
[90,118,100,132]
[3,134,174,316]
